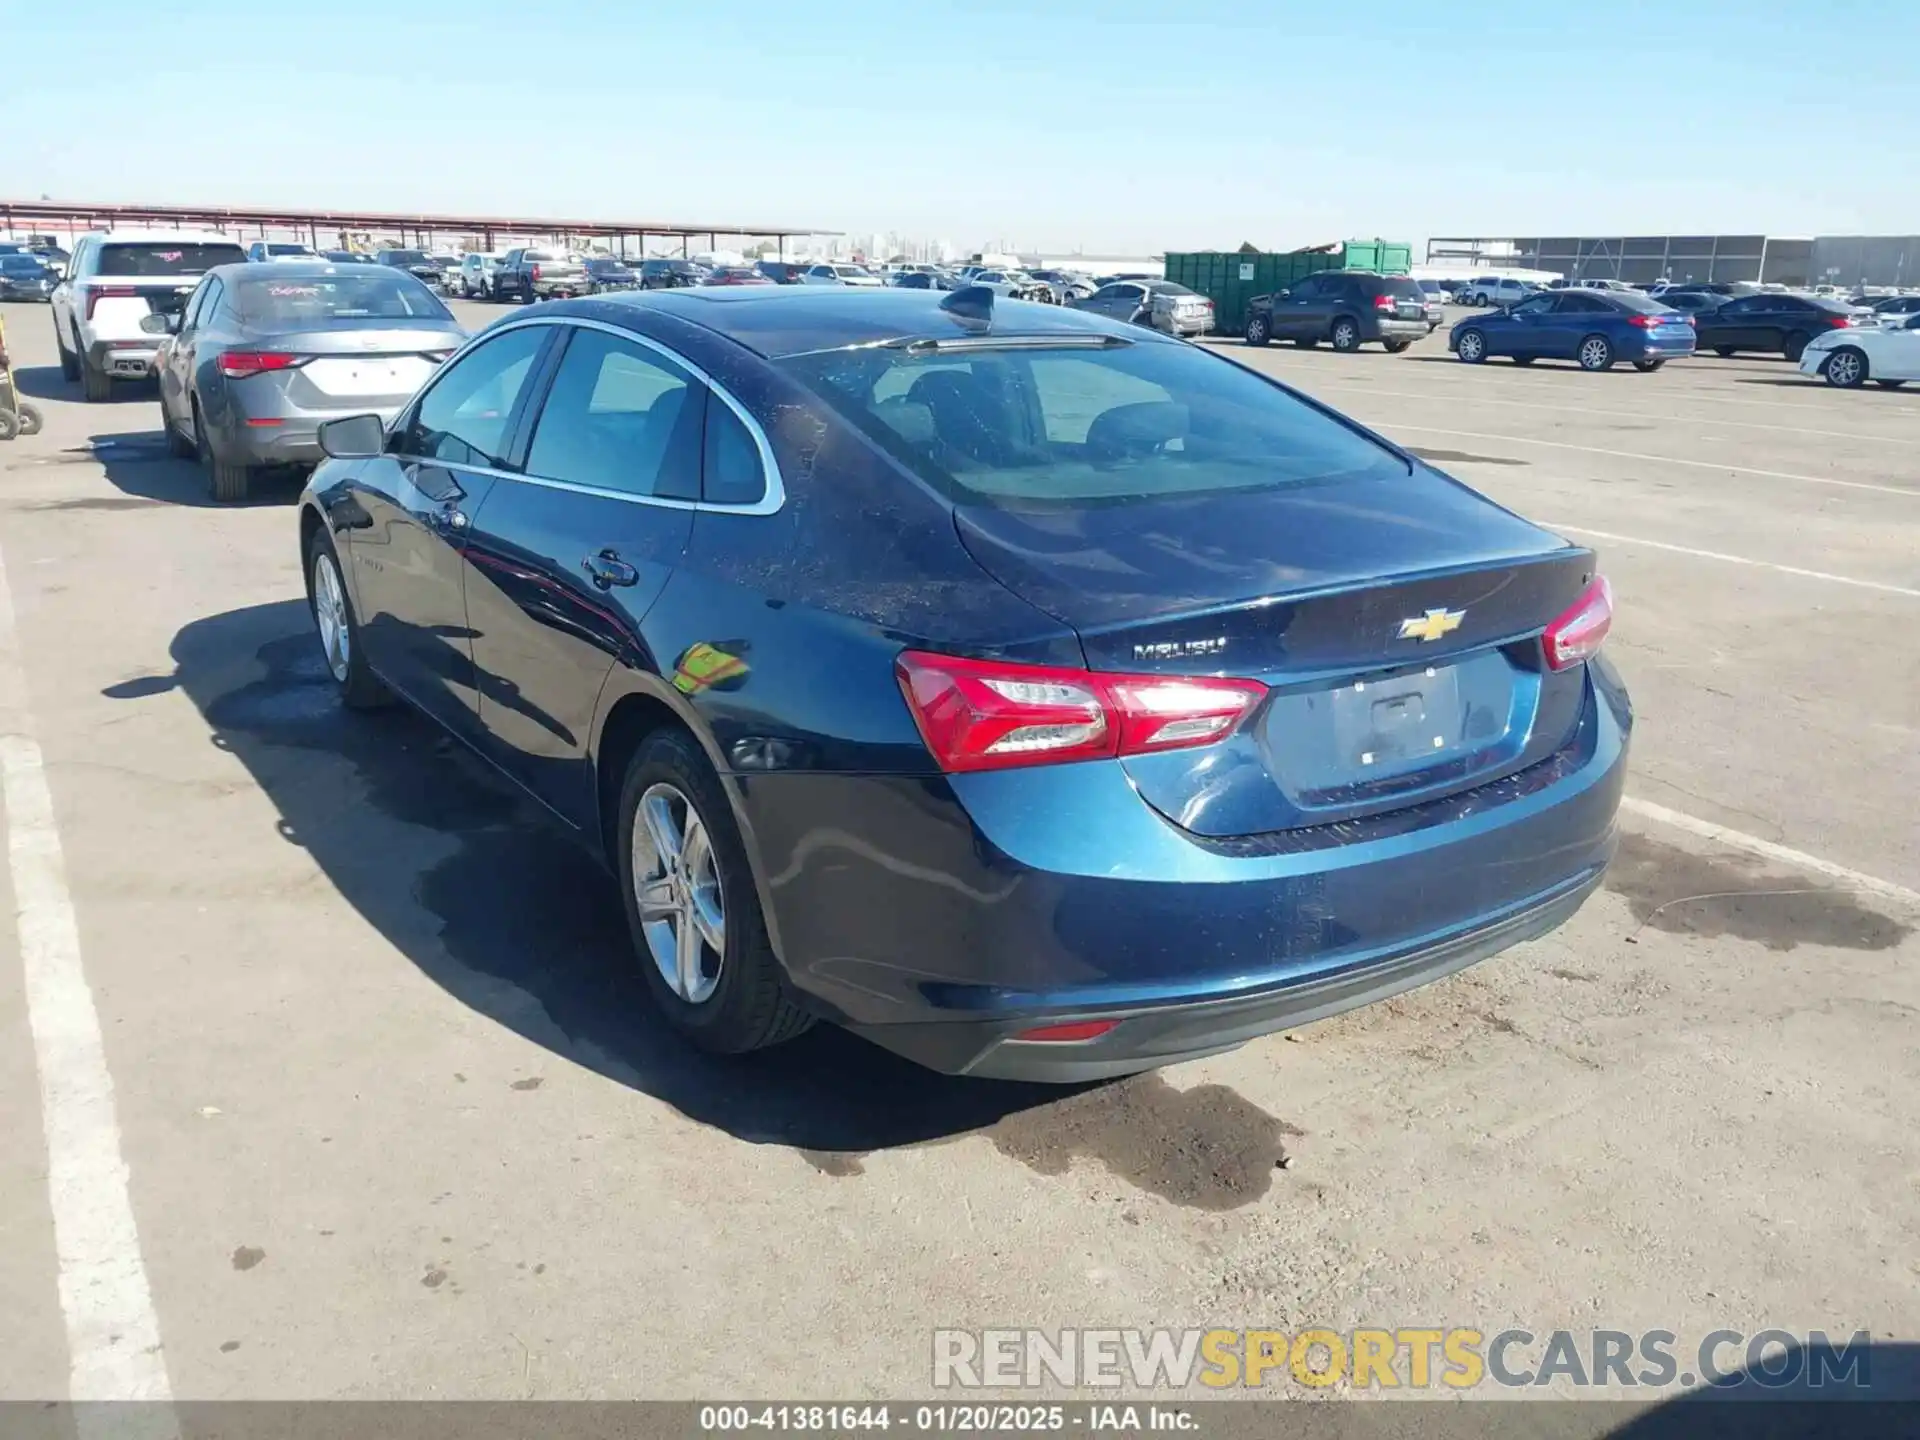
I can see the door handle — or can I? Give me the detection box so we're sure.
[583,548,638,589]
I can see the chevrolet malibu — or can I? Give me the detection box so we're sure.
[299,286,1630,1081]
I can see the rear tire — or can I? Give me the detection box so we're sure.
[1783,330,1811,362]
[196,402,252,503]
[55,320,79,381]
[81,363,112,403]
[616,729,813,1056]
[1330,317,1361,352]
[1714,346,1735,357]
[1633,358,1665,372]
[1244,313,1270,346]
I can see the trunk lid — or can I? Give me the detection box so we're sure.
[953,472,1600,836]
[243,325,459,404]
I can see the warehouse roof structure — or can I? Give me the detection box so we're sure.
[0,197,837,254]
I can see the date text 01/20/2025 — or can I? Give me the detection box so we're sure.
[698,1405,1199,1432]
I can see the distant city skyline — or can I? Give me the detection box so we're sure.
[10,0,1917,255]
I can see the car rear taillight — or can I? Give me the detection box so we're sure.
[1628,314,1659,328]
[1373,294,1396,311]
[218,351,305,378]
[1828,315,1853,328]
[84,285,138,320]
[894,651,1267,773]
[1542,577,1613,671]
[530,264,542,282]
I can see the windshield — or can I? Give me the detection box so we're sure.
[778,339,1407,509]
[97,242,246,277]
[388,250,430,264]
[267,245,312,256]
[233,274,452,326]
[835,266,873,278]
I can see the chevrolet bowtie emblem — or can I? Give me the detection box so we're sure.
[1398,608,1465,643]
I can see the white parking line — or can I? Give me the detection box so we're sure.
[1545,523,1920,598]
[1292,380,1916,446]
[1388,425,1918,497]
[1623,798,1920,911]
[0,542,178,1431]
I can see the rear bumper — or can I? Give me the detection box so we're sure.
[85,341,160,377]
[212,395,411,467]
[1367,317,1431,341]
[737,662,1631,1079]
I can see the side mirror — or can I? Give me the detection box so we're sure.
[1274,289,1291,300]
[139,313,180,335]
[317,414,387,460]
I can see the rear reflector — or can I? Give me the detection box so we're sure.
[244,417,282,427]
[219,351,304,378]
[1542,577,1613,671]
[1012,1020,1120,1043]
[895,651,1267,773]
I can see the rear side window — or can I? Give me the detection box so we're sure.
[526,328,703,500]
[702,400,767,506]
[96,242,246,277]
[1378,276,1423,299]
[780,340,1407,508]
[400,325,548,469]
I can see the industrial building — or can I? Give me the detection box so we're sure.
[1426,234,1920,289]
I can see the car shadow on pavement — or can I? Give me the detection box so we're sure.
[1603,1342,1920,1439]
[83,430,306,508]
[148,598,1082,1158]
[10,363,159,403]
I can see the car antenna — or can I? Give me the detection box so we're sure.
[939,285,994,332]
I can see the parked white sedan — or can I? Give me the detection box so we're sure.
[1800,311,1920,388]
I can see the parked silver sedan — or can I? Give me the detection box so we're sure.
[1070,279,1215,336]
[151,262,464,501]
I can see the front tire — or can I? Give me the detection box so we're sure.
[1714,345,1735,357]
[304,529,391,709]
[1455,328,1487,363]
[1822,346,1867,388]
[1383,339,1412,353]
[1244,313,1270,346]
[616,730,812,1055]
[1330,317,1361,352]
[1578,334,1614,371]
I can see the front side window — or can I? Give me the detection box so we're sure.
[525,328,703,500]
[399,325,548,468]
[781,339,1407,509]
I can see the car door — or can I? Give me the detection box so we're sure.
[460,320,703,826]
[1487,292,1554,356]
[346,323,553,738]
[158,276,215,428]
[1540,292,1610,358]
[1877,314,1920,379]
[1267,275,1324,339]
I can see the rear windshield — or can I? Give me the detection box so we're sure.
[233,274,451,326]
[779,339,1407,509]
[524,251,556,263]
[97,242,246,277]
[267,244,311,256]
[1607,290,1671,314]
[1148,282,1197,296]
[1373,276,1423,298]
[387,250,430,264]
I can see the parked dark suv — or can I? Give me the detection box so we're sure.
[1245,271,1430,353]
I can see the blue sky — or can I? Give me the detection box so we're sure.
[10,0,1917,252]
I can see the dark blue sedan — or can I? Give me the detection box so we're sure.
[1450,288,1696,371]
[298,285,1630,1081]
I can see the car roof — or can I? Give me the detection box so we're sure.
[205,260,429,282]
[543,286,1172,359]
[83,228,243,245]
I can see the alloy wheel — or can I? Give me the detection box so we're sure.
[311,550,351,683]
[1580,337,1611,370]
[1333,320,1358,350]
[631,782,726,1005]
[1825,350,1864,387]
[1458,331,1484,361]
